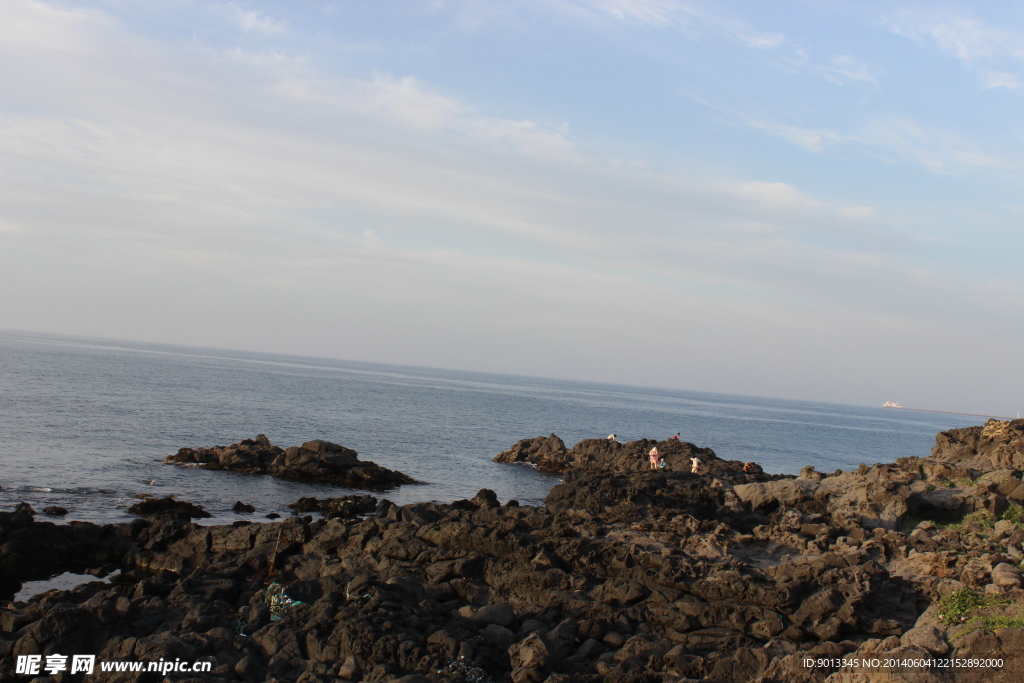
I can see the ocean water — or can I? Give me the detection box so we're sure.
[0,330,985,526]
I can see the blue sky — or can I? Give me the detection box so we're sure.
[2,0,1023,414]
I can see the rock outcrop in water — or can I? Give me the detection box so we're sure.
[165,435,416,490]
[1,421,1024,682]
[494,435,719,474]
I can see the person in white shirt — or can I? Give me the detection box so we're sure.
[690,457,702,474]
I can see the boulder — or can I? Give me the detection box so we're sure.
[991,562,1024,588]
[126,496,210,519]
[493,434,569,471]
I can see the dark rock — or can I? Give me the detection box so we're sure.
[288,495,377,518]
[493,434,568,471]
[165,434,416,489]
[126,496,210,519]
[0,422,1020,683]
[232,501,256,513]
[42,506,68,516]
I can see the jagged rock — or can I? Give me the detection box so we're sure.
[126,496,210,519]
[232,501,256,513]
[493,434,569,471]
[3,422,1023,683]
[932,419,1024,470]
[165,434,416,489]
[287,495,377,518]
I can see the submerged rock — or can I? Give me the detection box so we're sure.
[165,434,416,489]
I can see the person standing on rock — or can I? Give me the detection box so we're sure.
[649,446,661,470]
[670,433,680,441]
[690,456,702,474]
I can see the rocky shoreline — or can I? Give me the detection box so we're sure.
[1,421,1024,682]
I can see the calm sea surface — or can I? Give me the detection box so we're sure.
[0,330,985,525]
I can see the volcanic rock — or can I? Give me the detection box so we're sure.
[1,422,1023,682]
[126,496,210,519]
[165,434,416,489]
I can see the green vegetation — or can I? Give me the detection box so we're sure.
[900,515,927,533]
[973,614,1024,630]
[1003,504,1024,526]
[948,510,997,531]
[937,588,1011,625]
[903,504,1024,535]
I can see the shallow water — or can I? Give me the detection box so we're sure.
[0,330,983,525]
[13,570,120,602]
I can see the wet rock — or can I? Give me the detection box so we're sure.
[165,434,416,489]
[232,501,256,513]
[42,506,68,516]
[288,495,377,518]
[126,496,210,519]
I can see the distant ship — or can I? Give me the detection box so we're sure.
[882,401,902,409]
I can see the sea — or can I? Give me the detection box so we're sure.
[0,330,988,527]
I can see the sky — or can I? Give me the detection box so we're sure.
[1,0,1023,415]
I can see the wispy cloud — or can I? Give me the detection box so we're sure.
[858,116,1009,174]
[220,3,288,35]
[741,113,1007,176]
[883,10,1024,91]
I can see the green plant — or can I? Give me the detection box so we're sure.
[925,484,936,492]
[944,511,995,531]
[973,615,1024,631]
[900,515,929,533]
[937,588,1011,625]
[1002,504,1024,525]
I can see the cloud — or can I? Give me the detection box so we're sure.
[218,3,287,35]
[273,70,578,159]
[0,0,109,53]
[857,116,1009,174]
[819,54,876,84]
[733,181,820,210]
[981,70,1021,90]
[2,0,1022,412]
[746,120,846,153]
[580,0,684,27]
[883,10,1024,91]
[739,112,1007,176]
